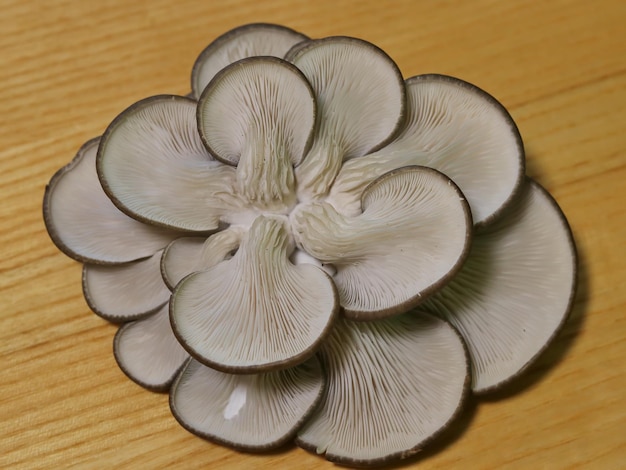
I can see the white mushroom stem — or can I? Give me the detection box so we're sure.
[170,356,324,451]
[114,305,189,391]
[161,228,244,290]
[329,74,524,225]
[197,57,316,210]
[291,37,405,200]
[83,250,170,322]
[97,95,246,232]
[170,216,338,373]
[43,138,177,264]
[191,23,308,98]
[236,133,296,208]
[422,179,577,392]
[296,313,468,466]
[292,166,471,319]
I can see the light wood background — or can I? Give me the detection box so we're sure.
[2,0,624,468]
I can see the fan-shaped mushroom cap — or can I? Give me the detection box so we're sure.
[170,356,324,451]
[197,57,315,209]
[97,95,245,232]
[329,74,524,226]
[423,179,577,392]
[191,23,308,98]
[43,138,177,264]
[83,250,170,322]
[170,216,338,373]
[114,305,189,391]
[292,166,471,320]
[290,37,406,199]
[297,313,468,465]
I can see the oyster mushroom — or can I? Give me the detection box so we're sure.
[82,250,170,321]
[329,74,524,226]
[114,226,247,391]
[191,23,309,99]
[296,313,469,465]
[97,95,245,232]
[170,356,324,451]
[43,138,177,264]
[160,228,243,290]
[196,56,316,212]
[292,165,472,320]
[170,216,339,373]
[114,305,189,391]
[288,36,406,200]
[42,22,578,469]
[423,179,577,392]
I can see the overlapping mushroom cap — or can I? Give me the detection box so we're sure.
[43,23,577,466]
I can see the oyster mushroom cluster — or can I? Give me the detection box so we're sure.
[43,24,577,466]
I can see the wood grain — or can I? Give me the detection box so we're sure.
[1,0,624,468]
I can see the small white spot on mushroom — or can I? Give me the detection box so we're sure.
[223,383,247,420]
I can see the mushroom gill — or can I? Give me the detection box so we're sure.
[170,216,338,373]
[83,250,170,321]
[292,166,471,320]
[290,37,406,200]
[297,313,468,465]
[422,179,577,392]
[43,138,177,263]
[114,305,189,391]
[97,95,244,232]
[170,356,324,451]
[191,23,309,99]
[329,74,524,225]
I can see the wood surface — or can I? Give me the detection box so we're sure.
[1,0,624,468]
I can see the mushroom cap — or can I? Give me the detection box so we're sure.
[170,216,339,373]
[292,166,472,320]
[43,137,177,264]
[83,250,170,322]
[196,56,315,212]
[169,356,324,451]
[289,36,405,158]
[296,313,469,465]
[191,23,308,98]
[290,36,406,200]
[113,305,188,392]
[97,95,243,232]
[197,57,316,168]
[423,178,577,392]
[329,74,524,226]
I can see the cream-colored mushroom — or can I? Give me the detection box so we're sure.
[297,313,468,465]
[170,357,324,450]
[160,228,244,290]
[170,216,338,373]
[97,95,244,231]
[290,37,406,200]
[83,250,170,321]
[114,305,189,391]
[191,23,308,99]
[197,57,315,211]
[423,179,577,392]
[292,166,471,320]
[329,74,524,225]
[43,138,177,263]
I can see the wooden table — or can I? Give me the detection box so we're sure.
[2,1,624,468]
